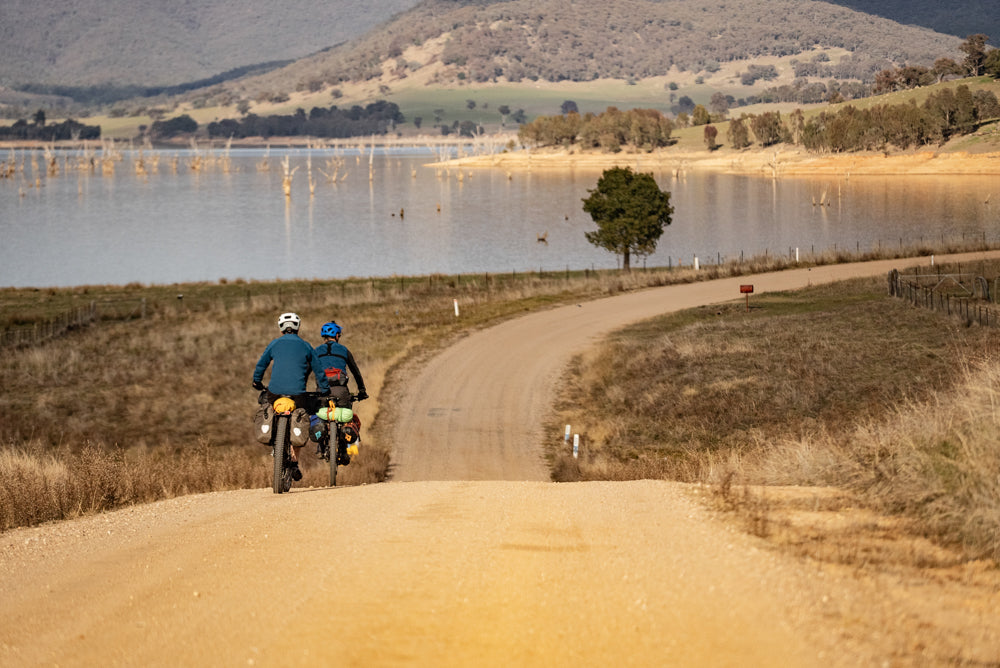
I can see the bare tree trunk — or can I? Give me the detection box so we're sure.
[623,249,631,271]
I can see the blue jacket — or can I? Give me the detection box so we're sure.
[254,333,330,395]
[314,340,367,391]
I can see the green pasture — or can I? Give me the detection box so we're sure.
[6,73,1000,148]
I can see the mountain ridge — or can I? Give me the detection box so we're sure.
[1,0,995,90]
[209,0,970,104]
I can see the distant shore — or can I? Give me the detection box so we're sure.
[0,134,502,152]
[4,136,999,176]
[436,146,1000,176]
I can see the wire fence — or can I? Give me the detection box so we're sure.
[0,299,147,349]
[888,269,1000,328]
[0,270,600,350]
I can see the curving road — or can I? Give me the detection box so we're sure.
[389,254,989,481]
[2,252,998,667]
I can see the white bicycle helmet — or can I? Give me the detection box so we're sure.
[277,312,301,333]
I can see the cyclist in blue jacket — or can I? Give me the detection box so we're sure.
[253,312,329,479]
[314,320,368,408]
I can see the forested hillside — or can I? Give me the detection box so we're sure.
[1,0,994,92]
[1,0,996,124]
[229,0,967,98]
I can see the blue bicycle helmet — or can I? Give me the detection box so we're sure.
[321,321,342,338]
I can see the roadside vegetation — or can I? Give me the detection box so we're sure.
[549,265,1000,561]
[2,246,999,569]
[0,266,707,530]
[520,79,1000,154]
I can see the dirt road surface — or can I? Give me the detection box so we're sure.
[389,252,995,481]
[3,253,1000,667]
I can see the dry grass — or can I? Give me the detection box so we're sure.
[829,360,1000,560]
[0,264,727,529]
[550,267,1000,561]
[2,247,998,536]
[0,440,264,530]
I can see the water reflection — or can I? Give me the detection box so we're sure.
[0,146,997,288]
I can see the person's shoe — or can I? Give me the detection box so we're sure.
[290,463,303,481]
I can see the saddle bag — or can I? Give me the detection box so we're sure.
[289,407,310,447]
[309,414,328,442]
[253,403,275,445]
[343,414,362,444]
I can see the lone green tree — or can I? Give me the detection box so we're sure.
[582,167,673,271]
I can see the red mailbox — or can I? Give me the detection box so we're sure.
[740,284,754,311]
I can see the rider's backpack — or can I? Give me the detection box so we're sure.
[318,342,350,386]
[253,403,275,445]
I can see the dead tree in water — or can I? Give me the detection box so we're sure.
[281,155,299,198]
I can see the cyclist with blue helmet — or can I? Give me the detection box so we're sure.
[315,320,368,410]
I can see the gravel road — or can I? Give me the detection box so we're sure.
[389,254,984,481]
[2,252,999,667]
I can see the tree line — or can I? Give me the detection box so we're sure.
[518,108,675,152]
[521,83,999,154]
[522,33,1000,154]
[202,102,405,140]
[872,34,1000,93]
[0,112,100,141]
[721,84,999,153]
[795,86,1000,151]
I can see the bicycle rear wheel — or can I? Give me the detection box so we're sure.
[327,433,338,487]
[272,416,289,494]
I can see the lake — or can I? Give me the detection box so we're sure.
[1,146,997,288]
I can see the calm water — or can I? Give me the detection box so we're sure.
[1,146,997,288]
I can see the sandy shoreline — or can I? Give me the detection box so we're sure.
[437,146,1000,176]
[5,137,999,176]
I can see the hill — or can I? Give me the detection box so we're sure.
[2,0,995,93]
[221,0,968,98]
[2,0,997,144]
[0,0,418,87]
